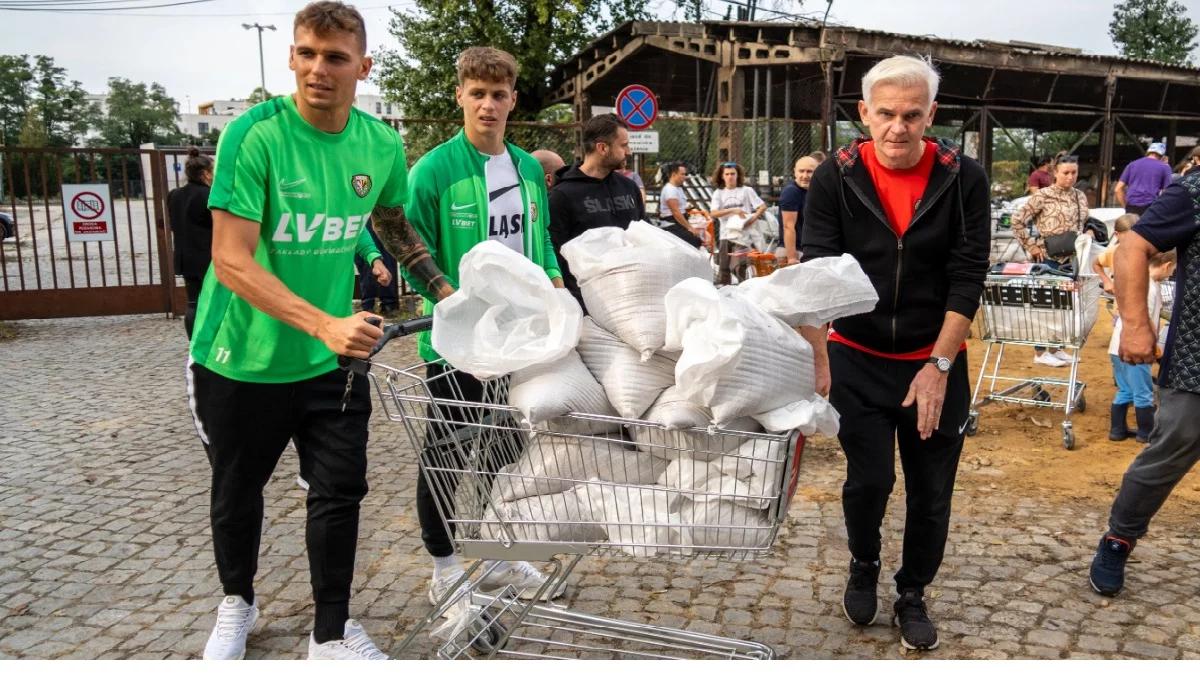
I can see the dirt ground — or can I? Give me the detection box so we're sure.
[957,305,1200,511]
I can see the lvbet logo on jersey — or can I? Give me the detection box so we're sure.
[271,212,371,243]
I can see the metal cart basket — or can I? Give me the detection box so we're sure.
[967,272,1101,449]
[350,324,805,660]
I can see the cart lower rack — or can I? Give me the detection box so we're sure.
[361,353,805,659]
[968,272,1101,449]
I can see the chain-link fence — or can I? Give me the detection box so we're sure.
[391,116,820,202]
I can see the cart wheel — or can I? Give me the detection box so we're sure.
[1034,387,1052,403]
[467,610,507,655]
[965,413,979,437]
[1062,427,1075,450]
[1075,394,1086,414]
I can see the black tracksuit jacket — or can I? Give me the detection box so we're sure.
[801,137,991,354]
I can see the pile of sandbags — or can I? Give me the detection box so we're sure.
[452,226,877,552]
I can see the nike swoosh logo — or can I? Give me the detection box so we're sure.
[489,184,520,202]
[958,418,970,435]
[279,178,306,189]
[451,202,476,211]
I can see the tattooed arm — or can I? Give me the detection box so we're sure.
[371,204,454,303]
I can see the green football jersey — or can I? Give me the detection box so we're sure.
[192,95,408,383]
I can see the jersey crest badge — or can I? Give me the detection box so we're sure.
[530,201,538,223]
[351,174,372,198]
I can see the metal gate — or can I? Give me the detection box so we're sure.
[0,146,195,320]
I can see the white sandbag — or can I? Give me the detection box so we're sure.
[656,436,786,510]
[733,253,878,328]
[665,278,815,423]
[576,317,677,419]
[562,223,712,360]
[508,350,617,425]
[492,433,668,502]
[432,242,582,379]
[640,385,709,430]
[632,389,762,461]
[581,482,678,556]
[753,396,840,436]
[674,498,772,549]
[481,486,606,543]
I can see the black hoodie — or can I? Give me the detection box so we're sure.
[801,137,991,354]
[547,163,646,307]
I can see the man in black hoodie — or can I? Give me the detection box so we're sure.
[548,114,644,309]
[800,55,990,652]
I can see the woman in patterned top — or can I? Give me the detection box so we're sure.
[1010,155,1092,366]
[1011,155,1090,264]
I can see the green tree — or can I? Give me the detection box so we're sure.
[1109,0,1198,65]
[0,54,97,147]
[246,86,272,105]
[374,0,652,122]
[96,77,181,147]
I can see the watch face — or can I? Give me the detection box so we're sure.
[937,358,951,372]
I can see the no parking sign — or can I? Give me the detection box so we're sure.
[615,84,658,131]
[62,183,115,242]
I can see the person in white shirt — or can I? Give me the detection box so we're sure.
[657,161,701,247]
[708,161,766,283]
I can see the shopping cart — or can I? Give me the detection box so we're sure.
[967,271,1101,449]
[344,318,806,659]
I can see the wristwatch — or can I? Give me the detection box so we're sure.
[927,356,952,373]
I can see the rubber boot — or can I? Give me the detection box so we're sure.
[1109,403,1134,441]
[1134,406,1156,443]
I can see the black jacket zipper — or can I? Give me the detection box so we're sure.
[842,168,959,349]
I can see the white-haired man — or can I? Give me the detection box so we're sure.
[800,55,990,650]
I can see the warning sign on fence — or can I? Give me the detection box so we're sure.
[62,184,115,242]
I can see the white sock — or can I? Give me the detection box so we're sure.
[432,554,461,579]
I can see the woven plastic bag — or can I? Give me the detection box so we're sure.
[576,317,677,419]
[664,277,815,423]
[481,486,606,543]
[580,482,678,557]
[674,498,772,549]
[508,350,617,426]
[432,242,581,379]
[732,253,878,328]
[561,222,712,361]
[491,433,668,503]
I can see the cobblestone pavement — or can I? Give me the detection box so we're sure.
[2,314,1199,660]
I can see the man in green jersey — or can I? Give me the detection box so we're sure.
[188,2,409,660]
[393,47,568,608]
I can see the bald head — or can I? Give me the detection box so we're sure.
[531,149,565,189]
[793,156,818,189]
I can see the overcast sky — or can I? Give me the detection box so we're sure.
[2,0,1198,111]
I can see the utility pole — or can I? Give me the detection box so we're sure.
[242,23,277,99]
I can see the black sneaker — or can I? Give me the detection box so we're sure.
[1089,533,1134,596]
[893,590,939,650]
[842,558,880,625]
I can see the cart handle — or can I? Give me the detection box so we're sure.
[337,315,433,373]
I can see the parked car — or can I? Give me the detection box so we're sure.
[0,211,14,240]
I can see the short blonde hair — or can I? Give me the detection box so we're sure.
[1114,213,1139,234]
[862,55,940,107]
[456,47,518,87]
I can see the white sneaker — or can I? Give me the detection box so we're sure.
[428,568,474,618]
[1034,352,1067,367]
[308,619,389,660]
[1053,349,1078,363]
[202,595,259,660]
[478,560,566,601]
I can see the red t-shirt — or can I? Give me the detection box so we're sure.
[860,140,936,237]
[829,140,963,361]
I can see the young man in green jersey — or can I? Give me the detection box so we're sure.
[394,47,567,608]
[189,2,416,660]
